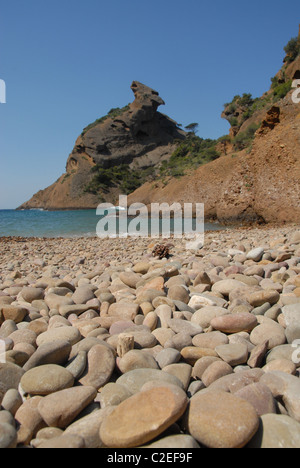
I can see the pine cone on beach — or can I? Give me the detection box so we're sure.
[152,243,173,259]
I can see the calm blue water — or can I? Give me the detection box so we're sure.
[0,209,226,238]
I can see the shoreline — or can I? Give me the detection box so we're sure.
[0,221,297,242]
[0,224,298,272]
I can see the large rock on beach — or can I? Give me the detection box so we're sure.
[108,303,140,321]
[250,316,286,349]
[186,390,259,448]
[20,287,44,303]
[36,327,81,347]
[23,340,72,371]
[211,312,257,334]
[117,350,158,373]
[0,306,28,324]
[20,364,74,395]
[37,386,97,428]
[100,386,188,448]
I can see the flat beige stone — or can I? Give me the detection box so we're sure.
[36,326,81,347]
[201,361,233,387]
[192,331,229,349]
[38,386,97,428]
[108,303,140,321]
[20,364,74,395]
[250,316,286,349]
[247,289,280,307]
[100,386,188,448]
[0,306,28,324]
[118,349,158,373]
[187,390,259,448]
[181,347,218,365]
[215,343,249,366]
[211,312,257,334]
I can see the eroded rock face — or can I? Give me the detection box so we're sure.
[18,82,186,211]
[257,106,280,135]
[78,81,184,169]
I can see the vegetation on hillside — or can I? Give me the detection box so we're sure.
[223,35,298,134]
[84,134,221,195]
[284,36,300,63]
[223,81,291,130]
[158,135,220,179]
[84,164,154,195]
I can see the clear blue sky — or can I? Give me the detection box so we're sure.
[0,0,299,208]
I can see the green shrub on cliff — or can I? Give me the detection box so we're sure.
[224,33,298,130]
[158,135,220,179]
[84,164,154,195]
[272,80,293,101]
[284,37,300,63]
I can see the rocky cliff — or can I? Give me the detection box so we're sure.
[127,33,300,224]
[128,92,300,224]
[18,82,186,210]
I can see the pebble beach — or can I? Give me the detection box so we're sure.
[1,224,300,448]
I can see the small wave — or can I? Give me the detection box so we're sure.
[29,208,47,212]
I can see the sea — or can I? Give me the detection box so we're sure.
[0,209,227,238]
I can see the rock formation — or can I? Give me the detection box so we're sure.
[18,82,186,210]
